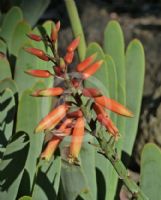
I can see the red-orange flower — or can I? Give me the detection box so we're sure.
[82,60,103,79]
[64,51,74,64]
[35,104,69,133]
[32,87,64,97]
[41,118,72,161]
[25,70,52,78]
[24,47,49,61]
[69,117,85,161]
[76,53,97,72]
[67,36,80,52]
[27,33,42,41]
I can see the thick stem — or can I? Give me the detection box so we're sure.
[65,0,87,61]
[97,136,149,200]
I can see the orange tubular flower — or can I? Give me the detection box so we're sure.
[82,60,103,79]
[76,53,97,72]
[93,103,107,117]
[35,104,69,133]
[94,96,133,117]
[32,87,64,97]
[25,69,52,78]
[24,47,49,61]
[41,118,72,161]
[97,114,118,137]
[82,88,102,98]
[69,117,85,161]
[64,51,74,64]
[67,36,80,52]
[27,33,42,41]
[41,136,61,161]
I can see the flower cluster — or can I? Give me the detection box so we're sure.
[25,21,133,164]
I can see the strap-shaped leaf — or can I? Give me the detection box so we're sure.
[32,156,61,199]
[19,0,50,26]
[0,132,29,200]
[140,143,161,200]
[16,89,43,194]
[10,20,31,56]
[0,88,15,157]
[123,39,145,155]
[0,39,7,54]
[0,57,12,81]
[0,7,23,51]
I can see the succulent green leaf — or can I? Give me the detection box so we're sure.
[11,20,31,56]
[32,156,61,200]
[123,39,145,155]
[104,54,117,121]
[85,43,119,200]
[0,57,12,81]
[0,7,23,51]
[0,78,18,100]
[0,39,7,54]
[104,20,125,94]
[19,0,50,26]
[14,21,54,95]
[0,132,29,200]
[16,89,44,194]
[140,143,161,200]
[0,89,15,157]
[80,135,97,200]
[60,160,93,200]
[85,42,109,97]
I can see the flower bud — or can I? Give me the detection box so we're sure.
[27,33,42,41]
[76,53,97,72]
[25,70,52,78]
[32,87,64,97]
[59,57,66,70]
[67,36,80,52]
[82,60,103,79]
[64,51,74,64]
[24,47,49,61]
